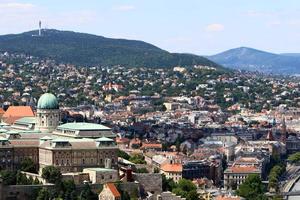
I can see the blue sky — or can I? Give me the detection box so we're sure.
[1,0,300,55]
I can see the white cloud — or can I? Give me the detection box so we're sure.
[113,5,135,11]
[0,1,100,35]
[205,23,224,32]
[0,2,35,10]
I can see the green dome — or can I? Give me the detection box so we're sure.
[37,93,59,109]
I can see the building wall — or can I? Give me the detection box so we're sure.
[161,171,182,183]
[224,172,261,190]
[182,161,222,186]
[99,186,120,200]
[0,147,13,170]
[36,109,60,132]
[13,147,39,169]
[183,163,210,180]
[39,147,118,173]
[133,173,162,194]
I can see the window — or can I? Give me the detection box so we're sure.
[82,159,85,164]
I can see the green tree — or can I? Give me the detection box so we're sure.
[20,157,37,173]
[288,152,300,164]
[121,191,131,200]
[172,179,198,200]
[268,164,286,191]
[33,177,41,185]
[16,171,30,185]
[136,168,149,173]
[162,174,176,191]
[129,154,146,164]
[41,166,62,184]
[236,174,267,200]
[79,184,98,200]
[36,188,50,200]
[117,150,130,160]
[62,180,77,200]
[154,168,160,173]
[0,170,16,185]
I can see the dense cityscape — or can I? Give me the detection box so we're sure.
[2,1,300,200]
[0,50,299,200]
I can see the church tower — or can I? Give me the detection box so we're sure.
[36,93,60,132]
[280,117,287,144]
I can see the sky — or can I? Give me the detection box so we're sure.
[1,0,300,55]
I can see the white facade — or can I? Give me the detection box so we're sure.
[36,109,60,132]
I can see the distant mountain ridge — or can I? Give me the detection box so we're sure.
[0,29,220,68]
[207,47,300,74]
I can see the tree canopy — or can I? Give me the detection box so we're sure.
[20,157,37,173]
[172,179,199,200]
[236,174,267,200]
[41,166,62,184]
[288,152,300,164]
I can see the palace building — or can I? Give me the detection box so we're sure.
[0,92,118,175]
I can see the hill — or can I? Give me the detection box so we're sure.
[0,29,220,68]
[207,47,300,74]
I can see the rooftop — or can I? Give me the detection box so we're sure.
[95,137,114,142]
[106,183,121,198]
[226,166,260,174]
[37,93,59,109]
[57,122,111,131]
[3,106,34,124]
[161,163,182,172]
[83,168,117,172]
[216,195,242,200]
[14,117,36,125]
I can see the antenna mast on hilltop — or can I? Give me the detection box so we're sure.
[39,21,42,36]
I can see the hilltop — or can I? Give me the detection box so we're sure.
[0,29,220,68]
[207,47,300,74]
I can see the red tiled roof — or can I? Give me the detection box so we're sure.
[106,183,121,198]
[116,137,130,143]
[3,106,34,124]
[141,143,162,149]
[161,163,182,172]
[216,195,241,200]
[235,157,258,163]
[229,166,259,173]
